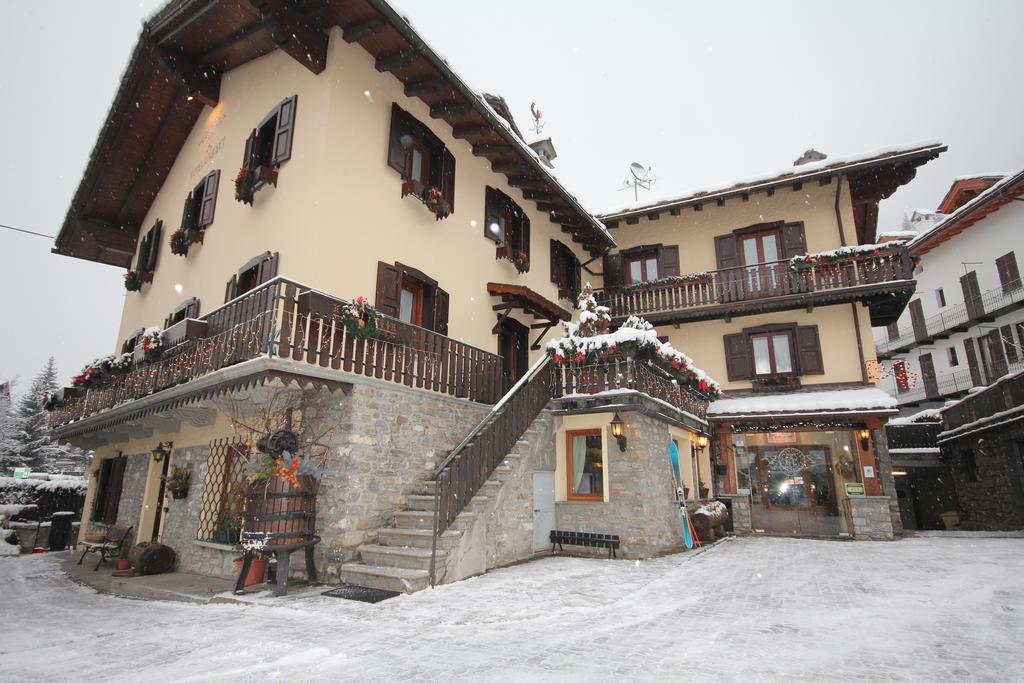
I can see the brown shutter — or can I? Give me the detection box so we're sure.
[440,148,456,212]
[723,333,751,381]
[996,252,1020,292]
[960,271,983,319]
[197,170,221,228]
[1001,325,1018,364]
[521,214,530,259]
[102,455,126,525]
[136,231,150,272]
[256,252,279,285]
[433,287,450,335]
[270,95,297,165]
[964,338,982,386]
[387,104,409,175]
[987,329,1008,378]
[781,222,807,258]
[91,456,113,522]
[375,261,401,317]
[224,274,238,303]
[146,221,162,273]
[795,325,824,375]
[886,322,899,341]
[243,128,259,169]
[909,299,927,343]
[603,252,624,288]
[181,190,194,231]
[659,245,680,278]
[549,239,561,287]
[714,234,740,269]
[919,353,938,399]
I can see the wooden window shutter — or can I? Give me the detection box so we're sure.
[795,325,824,375]
[909,299,927,343]
[433,287,450,335]
[256,252,279,285]
[102,455,126,525]
[387,104,409,176]
[375,261,402,317]
[181,190,195,232]
[886,322,899,341]
[197,170,221,228]
[271,95,297,165]
[185,298,200,319]
[549,239,562,287]
[224,274,238,303]
[960,271,983,319]
[146,221,162,273]
[996,252,1020,292]
[603,252,624,288]
[441,148,456,211]
[987,328,1008,377]
[723,332,751,381]
[91,456,114,522]
[714,234,740,269]
[243,128,259,169]
[963,338,982,386]
[781,222,807,258]
[1001,325,1018,364]
[659,245,680,278]
[570,252,581,299]
[136,231,151,272]
[521,214,530,257]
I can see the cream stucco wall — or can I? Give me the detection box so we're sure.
[116,27,589,362]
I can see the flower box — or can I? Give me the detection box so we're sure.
[751,376,801,393]
[401,179,451,220]
[187,228,205,245]
[162,318,209,349]
[255,165,278,189]
[139,271,155,284]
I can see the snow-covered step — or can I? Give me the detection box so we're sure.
[405,494,437,511]
[340,563,429,594]
[358,544,444,571]
[377,527,462,550]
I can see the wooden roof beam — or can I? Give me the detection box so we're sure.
[492,161,530,174]
[404,77,445,97]
[375,49,417,73]
[149,44,220,107]
[472,143,513,157]
[342,17,386,43]
[452,125,492,139]
[430,101,471,118]
[536,201,567,213]
[253,0,328,74]
[507,175,546,190]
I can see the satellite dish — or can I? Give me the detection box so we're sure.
[620,162,656,200]
[630,162,648,181]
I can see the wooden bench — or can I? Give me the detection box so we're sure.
[77,525,133,571]
[550,530,620,559]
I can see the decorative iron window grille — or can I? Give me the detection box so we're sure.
[197,438,251,545]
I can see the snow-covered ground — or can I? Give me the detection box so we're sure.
[2,536,1023,681]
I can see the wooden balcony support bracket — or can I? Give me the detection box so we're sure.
[453,125,493,139]
[404,77,446,97]
[251,0,328,74]
[79,218,138,256]
[430,101,471,118]
[375,49,417,73]
[491,307,512,334]
[647,211,661,221]
[530,321,557,350]
[670,207,682,216]
[341,17,386,43]
[149,43,220,107]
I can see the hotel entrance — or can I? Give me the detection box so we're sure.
[732,430,863,537]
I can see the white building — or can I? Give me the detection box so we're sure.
[874,171,1024,410]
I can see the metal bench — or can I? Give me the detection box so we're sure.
[550,530,620,559]
[77,525,133,571]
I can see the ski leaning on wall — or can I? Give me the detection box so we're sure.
[668,439,699,549]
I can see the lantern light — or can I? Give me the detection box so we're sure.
[858,429,871,451]
[151,441,173,462]
[610,413,627,452]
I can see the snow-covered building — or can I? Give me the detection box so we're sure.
[597,144,945,539]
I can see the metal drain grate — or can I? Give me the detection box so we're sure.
[321,584,400,603]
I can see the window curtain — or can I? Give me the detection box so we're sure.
[572,435,588,494]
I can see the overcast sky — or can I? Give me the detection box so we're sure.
[1,1,1022,388]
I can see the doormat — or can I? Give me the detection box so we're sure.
[321,584,400,603]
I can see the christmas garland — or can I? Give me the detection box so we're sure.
[419,185,451,220]
[789,242,906,270]
[511,250,530,274]
[170,229,190,257]
[72,352,134,389]
[124,270,143,292]
[41,391,64,412]
[343,297,377,340]
[624,272,710,291]
[234,166,257,205]
[141,328,164,362]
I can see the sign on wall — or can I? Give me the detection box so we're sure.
[845,482,866,496]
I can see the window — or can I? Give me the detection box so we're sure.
[625,250,659,284]
[180,171,221,233]
[388,104,455,212]
[135,220,163,280]
[723,324,823,381]
[893,359,911,393]
[91,453,126,525]
[121,328,144,355]
[164,298,200,328]
[566,429,604,501]
[750,331,794,376]
[240,95,297,193]
[962,448,979,483]
[550,239,582,301]
[947,347,959,367]
[197,439,249,545]
[996,252,1021,293]
[224,252,279,302]
[935,288,946,307]
[375,261,449,335]
[486,187,530,269]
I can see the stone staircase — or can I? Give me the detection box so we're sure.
[339,413,553,593]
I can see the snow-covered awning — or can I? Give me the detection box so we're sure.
[708,387,897,420]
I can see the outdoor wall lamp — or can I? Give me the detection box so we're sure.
[858,429,871,452]
[696,434,709,451]
[151,441,173,462]
[610,413,627,452]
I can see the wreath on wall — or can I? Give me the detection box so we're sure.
[343,297,377,340]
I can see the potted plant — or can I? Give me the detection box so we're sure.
[140,328,164,363]
[698,480,709,499]
[234,165,257,205]
[233,555,268,588]
[169,229,190,257]
[124,270,143,292]
[117,542,131,571]
[163,465,191,500]
[511,250,530,274]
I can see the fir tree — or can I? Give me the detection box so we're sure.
[7,357,83,474]
[0,381,20,473]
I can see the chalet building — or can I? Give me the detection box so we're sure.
[596,144,945,540]
[47,0,719,593]
[873,170,1024,531]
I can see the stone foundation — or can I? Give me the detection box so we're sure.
[848,496,895,540]
[944,423,1024,531]
[717,493,752,534]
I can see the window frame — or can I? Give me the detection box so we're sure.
[947,346,959,367]
[565,428,605,502]
[486,187,530,265]
[91,453,126,525]
[749,330,796,377]
[399,279,426,327]
[624,249,660,285]
[935,288,946,308]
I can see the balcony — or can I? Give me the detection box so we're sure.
[877,278,1024,357]
[48,277,502,431]
[942,370,1024,437]
[596,245,915,326]
[887,356,1024,406]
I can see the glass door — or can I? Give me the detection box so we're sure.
[740,230,781,296]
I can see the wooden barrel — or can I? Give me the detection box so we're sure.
[241,475,318,549]
[127,542,176,575]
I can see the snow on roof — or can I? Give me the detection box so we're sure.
[878,230,918,238]
[909,169,1024,250]
[596,141,944,218]
[888,408,941,425]
[708,387,897,418]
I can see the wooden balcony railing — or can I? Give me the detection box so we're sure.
[48,277,502,430]
[596,245,915,324]
[942,370,1024,435]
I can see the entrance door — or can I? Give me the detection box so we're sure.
[533,471,555,552]
[498,317,529,393]
[748,446,847,536]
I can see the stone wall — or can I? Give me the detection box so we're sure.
[718,493,752,534]
[872,427,903,536]
[848,496,895,540]
[555,411,684,559]
[116,453,150,545]
[944,425,1024,531]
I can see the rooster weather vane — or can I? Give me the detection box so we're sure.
[529,102,545,135]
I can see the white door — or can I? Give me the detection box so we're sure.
[533,471,556,552]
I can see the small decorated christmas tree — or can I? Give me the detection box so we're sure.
[575,283,611,338]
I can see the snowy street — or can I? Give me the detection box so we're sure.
[2,536,1023,681]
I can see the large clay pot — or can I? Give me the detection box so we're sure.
[234,557,268,587]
